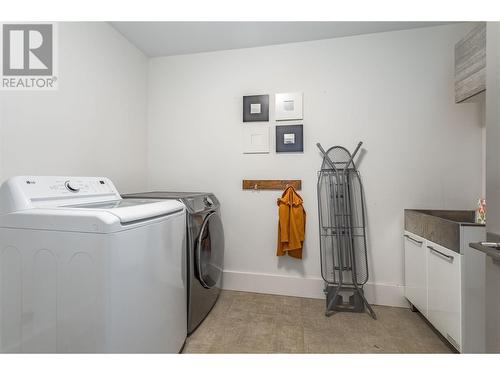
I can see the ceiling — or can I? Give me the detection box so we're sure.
[110,22,454,58]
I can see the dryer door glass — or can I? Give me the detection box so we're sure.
[195,212,224,288]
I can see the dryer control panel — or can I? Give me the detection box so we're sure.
[0,176,122,214]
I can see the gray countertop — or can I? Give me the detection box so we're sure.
[469,232,500,263]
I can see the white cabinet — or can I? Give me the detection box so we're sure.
[404,228,486,352]
[427,240,462,350]
[404,231,427,315]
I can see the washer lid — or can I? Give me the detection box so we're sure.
[63,198,184,224]
[0,199,185,232]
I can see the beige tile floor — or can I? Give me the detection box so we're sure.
[183,290,454,354]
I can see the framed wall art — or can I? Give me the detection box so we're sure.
[275,92,303,121]
[243,94,269,122]
[276,124,303,153]
[243,124,270,153]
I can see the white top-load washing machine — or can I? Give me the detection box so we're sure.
[0,176,187,353]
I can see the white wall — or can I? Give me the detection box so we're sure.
[485,22,500,353]
[0,22,148,192]
[145,24,484,306]
[147,24,484,305]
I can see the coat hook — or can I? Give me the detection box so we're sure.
[254,183,258,190]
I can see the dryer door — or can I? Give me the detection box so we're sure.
[195,211,224,288]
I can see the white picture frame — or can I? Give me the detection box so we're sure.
[275,92,303,121]
[242,124,270,154]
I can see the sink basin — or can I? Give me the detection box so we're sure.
[405,209,483,253]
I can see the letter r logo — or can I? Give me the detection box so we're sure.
[2,24,53,76]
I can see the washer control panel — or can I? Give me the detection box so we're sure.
[43,177,116,196]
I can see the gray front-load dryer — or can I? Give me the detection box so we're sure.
[123,191,224,335]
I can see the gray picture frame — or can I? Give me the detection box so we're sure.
[243,95,269,122]
[276,125,303,153]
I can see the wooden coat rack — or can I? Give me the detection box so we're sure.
[242,179,302,191]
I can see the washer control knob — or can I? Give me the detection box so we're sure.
[204,196,213,207]
[65,180,80,193]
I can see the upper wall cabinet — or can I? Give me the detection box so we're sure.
[455,23,486,103]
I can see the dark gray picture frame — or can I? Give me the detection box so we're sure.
[276,125,303,153]
[243,95,269,122]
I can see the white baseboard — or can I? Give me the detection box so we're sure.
[222,270,408,308]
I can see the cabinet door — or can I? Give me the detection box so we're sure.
[427,240,462,350]
[404,231,427,315]
[455,22,486,103]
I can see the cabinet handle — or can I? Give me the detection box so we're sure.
[427,245,454,262]
[404,234,423,245]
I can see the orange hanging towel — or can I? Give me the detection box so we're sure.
[276,186,306,259]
